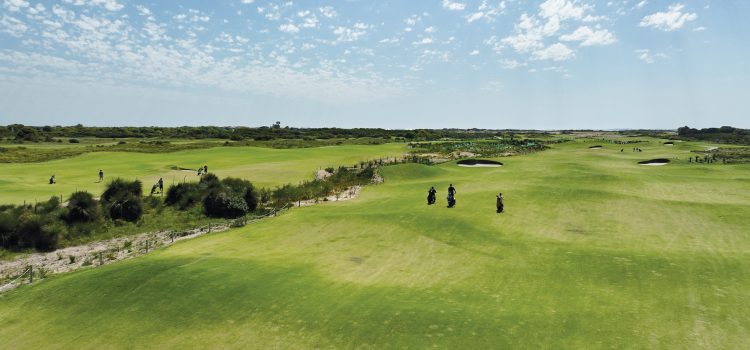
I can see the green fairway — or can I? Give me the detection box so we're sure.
[1,138,749,348]
[0,143,406,205]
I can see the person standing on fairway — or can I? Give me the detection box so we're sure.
[158,177,164,194]
[204,165,208,174]
[49,175,56,184]
[447,184,456,208]
[98,169,104,182]
[496,193,504,213]
[427,186,437,205]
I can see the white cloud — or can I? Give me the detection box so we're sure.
[297,10,319,28]
[532,43,574,61]
[0,15,28,36]
[379,37,400,44]
[465,0,506,23]
[425,26,437,33]
[693,26,706,32]
[639,4,697,32]
[501,31,544,53]
[539,0,587,21]
[4,0,29,12]
[412,37,433,45]
[27,3,44,14]
[499,59,523,69]
[136,5,151,16]
[636,49,667,63]
[279,23,299,33]
[92,0,123,12]
[560,26,616,46]
[442,0,466,11]
[404,15,420,26]
[319,6,337,18]
[240,0,254,3]
[466,12,484,23]
[469,50,479,56]
[64,0,123,11]
[332,22,370,42]
[636,1,648,10]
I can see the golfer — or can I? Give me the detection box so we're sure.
[496,193,504,213]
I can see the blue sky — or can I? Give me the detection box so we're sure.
[0,0,748,129]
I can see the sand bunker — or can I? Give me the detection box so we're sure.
[638,159,670,166]
[664,141,674,146]
[589,145,603,149]
[457,159,503,167]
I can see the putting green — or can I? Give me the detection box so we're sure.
[0,143,406,204]
[1,138,749,348]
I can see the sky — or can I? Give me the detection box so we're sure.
[0,0,748,129]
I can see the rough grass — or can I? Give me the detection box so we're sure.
[1,137,749,348]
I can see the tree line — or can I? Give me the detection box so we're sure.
[1,124,546,143]
[677,126,750,145]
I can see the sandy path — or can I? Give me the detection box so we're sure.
[1,224,230,293]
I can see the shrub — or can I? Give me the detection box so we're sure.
[221,178,258,212]
[165,183,202,209]
[102,179,143,202]
[101,179,143,222]
[243,186,259,212]
[203,191,248,218]
[198,173,222,191]
[68,138,80,143]
[107,193,143,222]
[16,213,63,251]
[0,210,19,248]
[221,177,252,194]
[37,196,61,214]
[259,188,272,204]
[65,191,100,223]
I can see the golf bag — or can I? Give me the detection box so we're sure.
[447,194,456,208]
[427,192,436,205]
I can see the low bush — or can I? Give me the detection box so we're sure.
[101,179,143,222]
[107,193,143,222]
[16,212,64,251]
[203,191,248,218]
[65,191,100,223]
[165,183,202,209]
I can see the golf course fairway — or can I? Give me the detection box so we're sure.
[1,139,749,348]
[0,143,406,205]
